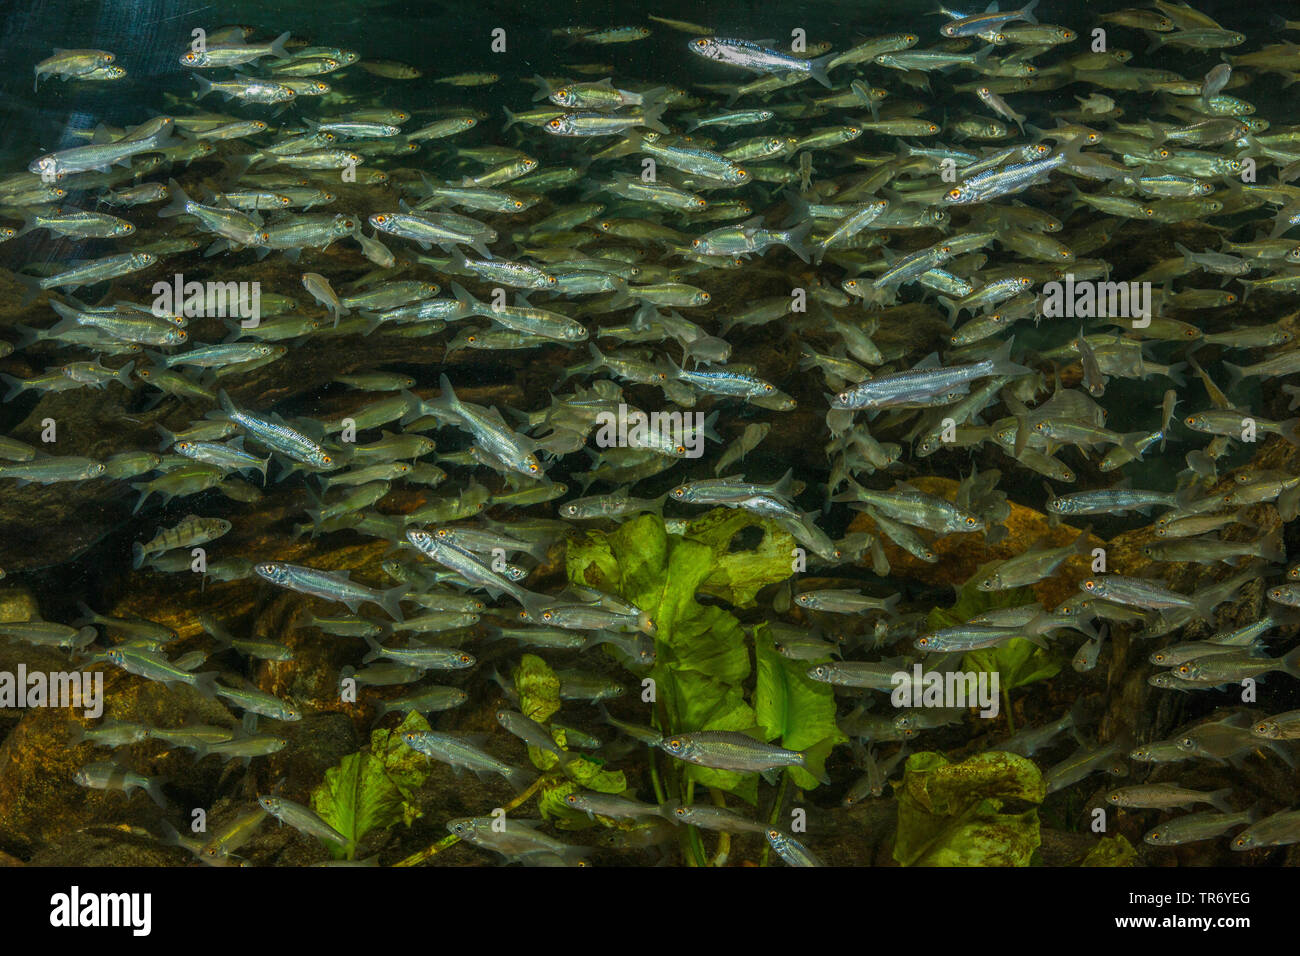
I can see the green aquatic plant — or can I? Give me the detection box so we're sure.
[514,653,630,829]
[566,510,834,848]
[893,750,1045,867]
[311,710,435,859]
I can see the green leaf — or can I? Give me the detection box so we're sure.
[753,624,846,790]
[564,754,627,794]
[1080,834,1137,867]
[515,653,561,726]
[683,509,796,607]
[894,750,1044,867]
[310,710,434,859]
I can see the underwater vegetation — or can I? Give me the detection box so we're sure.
[1,0,1300,868]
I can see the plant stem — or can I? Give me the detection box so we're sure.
[709,788,730,867]
[683,778,706,866]
[1003,688,1015,734]
[760,773,790,867]
[393,774,546,867]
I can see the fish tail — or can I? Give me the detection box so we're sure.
[1220,360,1246,391]
[0,373,27,403]
[528,73,553,102]
[807,52,835,89]
[641,101,668,135]
[1280,645,1300,681]
[797,737,836,785]
[1207,786,1234,814]
[131,541,146,570]
[268,30,292,59]
[144,777,170,810]
[1020,0,1039,24]
[14,273,43,308]
[988,336,1030,378]
[1258,531,1286,564]
[378,583,406,623]
[191,671,220,699]
[361,633,383,665]
[782,220,813,263]
[156,177,191,218]
[1277,417,1300,447]
[503,765,536,792]
[193,74,215,99]
[115,359,135,389]
[1163,362,1188,388]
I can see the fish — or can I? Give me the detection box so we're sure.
[2,5,1299,872]
[657,730,831,783]
[258,794,349,847]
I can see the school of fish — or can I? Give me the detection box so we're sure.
[3,1,1300,865]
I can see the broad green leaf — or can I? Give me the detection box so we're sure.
[683,509,796,607]
[311,710,433,859]
[754,625,846,789]
[894,750,1044,867]
[564,754,627,794]
[515,653,561,725]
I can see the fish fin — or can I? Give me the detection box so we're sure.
[268,30,291,59]
[797,737,836,785]
[807,52,835,89]
[1207,786,1234,814]
[378,584,406,623]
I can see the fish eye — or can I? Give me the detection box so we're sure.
[694,39,707,47]
[459,654,472,664]
[978,87,990,95]
[321,454,333,465]
[1084,580,1096,591]
[964,516,977,527]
